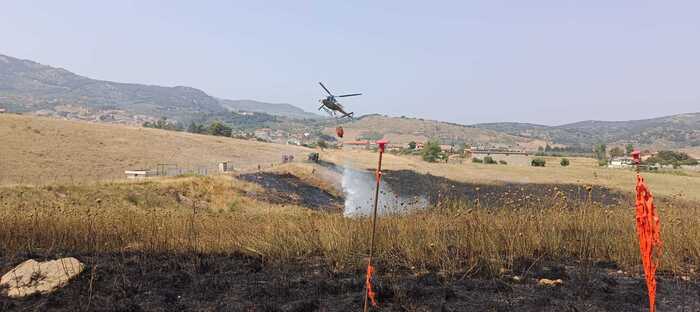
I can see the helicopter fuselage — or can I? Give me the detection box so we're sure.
[320,97,352,117]
[317,82,358,118]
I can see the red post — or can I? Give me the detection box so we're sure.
[363,140,388,312]
[632,150,641,173]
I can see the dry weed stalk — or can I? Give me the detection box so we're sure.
[0,176,698,278]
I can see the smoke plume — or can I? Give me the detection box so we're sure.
[341,166,427,217]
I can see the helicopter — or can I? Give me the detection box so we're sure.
[318,82,361,119]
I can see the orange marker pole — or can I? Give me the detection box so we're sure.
[363,140,388,312]
[632,150,661,312]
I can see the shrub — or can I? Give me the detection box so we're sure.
[531,157,546,167]
[472,158,483,163]
[308,152,319,163]
[498,160,507,165]
[644,150,698,167]
[421,140,442,162]
[598,159,608,167]
[560,158,570,167]
[207,122,232,137]
[483,156,497,164]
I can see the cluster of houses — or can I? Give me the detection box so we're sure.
[339,140,524,156]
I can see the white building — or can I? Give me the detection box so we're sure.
[608,157,634,168]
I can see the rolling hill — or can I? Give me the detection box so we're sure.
[219,99,321,120]
[476,113,700,149]
[330,114,546,149]
[0,54,318,123]
[0,114,312,185]
[3,53,698,151]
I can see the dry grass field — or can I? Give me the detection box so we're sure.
[2,116,700,310]
[1,175,698,276]
[0,114,312,185]
[322,149,700,202]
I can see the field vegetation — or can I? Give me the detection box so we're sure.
[1,174,698,279]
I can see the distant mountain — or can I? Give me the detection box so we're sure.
[476,113,700,149]
[219,99,321,120]
[0,54,317,123]
[3,54,698,150]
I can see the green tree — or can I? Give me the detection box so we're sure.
[143,117,181,131]
[594,143,607,161]
[207,122,232,137]
[421,140,443,162]
[625,143,634,156]
[408,141,417,150]
[483,156,497,164]
[560,158,570,166]
[644,150,698,167]
[187,122,205,134]
[609,146,625,158]
[531,157,546,167]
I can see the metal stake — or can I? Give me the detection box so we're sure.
[364,140,387,312]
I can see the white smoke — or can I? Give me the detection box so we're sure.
[341,166,427,217]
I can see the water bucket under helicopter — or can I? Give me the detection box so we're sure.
[336,126,344,138]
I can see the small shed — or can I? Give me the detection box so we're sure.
[218,161,233,173]
[125,170,151,179]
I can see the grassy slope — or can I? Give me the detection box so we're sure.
[327,115,546,149]
[0,114,312,184]
[322,149,700,201]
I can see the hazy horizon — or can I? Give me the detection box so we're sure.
[2,1,699,126]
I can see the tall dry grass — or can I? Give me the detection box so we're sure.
[0,176,698,278]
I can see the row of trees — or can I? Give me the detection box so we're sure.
[143,118,234,137]
[142,118,182,131]
[187,121,232,137]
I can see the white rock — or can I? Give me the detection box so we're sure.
[1,257,84,298]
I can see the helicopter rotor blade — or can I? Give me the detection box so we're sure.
[337,93,362,97]
[319,82,333,96]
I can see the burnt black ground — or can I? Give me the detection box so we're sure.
[380,169,626,207]
[1,252,698,311]
[239,172,343,212]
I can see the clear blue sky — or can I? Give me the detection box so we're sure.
[2,1,699,125]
